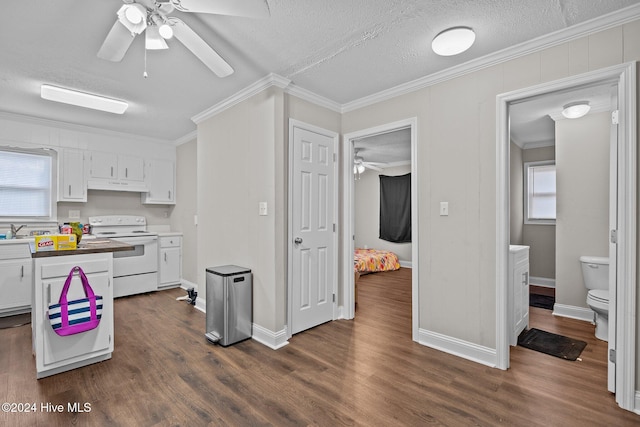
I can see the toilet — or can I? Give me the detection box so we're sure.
[579,256,610,341]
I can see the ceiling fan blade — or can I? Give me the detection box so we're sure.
[97,20,136,62]
[171,18,234,77]
[170,0,270,18]
[363,164,383,172]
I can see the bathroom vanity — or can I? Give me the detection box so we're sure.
[31,239,132,378]
[509,245,530,346]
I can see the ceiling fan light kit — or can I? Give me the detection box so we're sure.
[40,85,128,115]
[432,26,476,56]
[97,0,270,78]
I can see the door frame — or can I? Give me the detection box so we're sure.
[495,62,636,411]
[342,117,419,341]
[287,119,340,339]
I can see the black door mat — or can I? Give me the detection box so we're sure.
[529,294,555,310]
[517,328,586,361]
[0,313,31,329]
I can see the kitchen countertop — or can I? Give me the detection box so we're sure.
[30,238,134,258]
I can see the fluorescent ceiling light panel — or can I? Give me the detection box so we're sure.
[432,27,476,56]
[41,85,128,114]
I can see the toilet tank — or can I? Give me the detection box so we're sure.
[579,256,609,291]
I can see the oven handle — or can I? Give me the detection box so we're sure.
[113,237,158,245]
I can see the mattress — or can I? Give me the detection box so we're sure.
[354,248,400,273]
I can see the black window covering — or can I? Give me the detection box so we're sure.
[379,173,411,243]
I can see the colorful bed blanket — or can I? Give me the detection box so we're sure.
[354,248,400,273]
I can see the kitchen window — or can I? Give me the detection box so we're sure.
[0,147,57,221]
[524,160,556,225]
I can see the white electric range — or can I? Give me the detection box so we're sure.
[88,215,158,298]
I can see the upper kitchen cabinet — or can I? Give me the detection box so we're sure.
[88,152,148,192]
[57,148,87,202]
[142,159,175,205]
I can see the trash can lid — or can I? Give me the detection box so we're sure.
[206,265,251,276]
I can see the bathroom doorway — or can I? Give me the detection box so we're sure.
[496,63,637,411]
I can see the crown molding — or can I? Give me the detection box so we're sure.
[191,73,292,124]
[174,130,197,146]
[0,111,172,145]
[285,83,342,113]
[341,3,640,113]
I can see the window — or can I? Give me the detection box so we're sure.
[524,160,556,224]
[0,148,56,221]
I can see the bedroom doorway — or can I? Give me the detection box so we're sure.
[496,63,637,411]
[342,118,419,341]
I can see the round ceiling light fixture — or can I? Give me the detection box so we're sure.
[158,23,174,39]
[562,101,591,119]
[432,27,476,56]
[124,4,146,24]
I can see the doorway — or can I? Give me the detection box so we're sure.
[342,118,419,341]
[496,63,637,411]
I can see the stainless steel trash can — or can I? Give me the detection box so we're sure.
[205,265,252,346]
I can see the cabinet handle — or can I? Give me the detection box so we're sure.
[522,271,529,286]
[164,252,167,262]
[168,190,171,199]
[111,166,114,177]
[125,167,128,178]
[20,265,24,278]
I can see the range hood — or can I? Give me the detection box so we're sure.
[87,179,149,193]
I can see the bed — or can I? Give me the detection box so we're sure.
[354,248,401,274]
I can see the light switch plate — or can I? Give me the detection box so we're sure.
[440,202,449,216]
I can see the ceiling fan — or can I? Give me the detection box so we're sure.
[354,148,387,178]
[97,0,270,77]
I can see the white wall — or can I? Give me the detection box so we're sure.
[555,112,610,307]
[354,164,412,263]
[171,139,198,285]
[509,142,523,245]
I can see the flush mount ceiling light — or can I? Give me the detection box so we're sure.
[41,85,129,114]
[562,101,591,119]
[432,27,476,56]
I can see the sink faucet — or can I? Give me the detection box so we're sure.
[10,224,26,236]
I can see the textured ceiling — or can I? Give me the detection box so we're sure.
[0,0,638,143]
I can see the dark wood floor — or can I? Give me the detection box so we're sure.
[1,269,638,426]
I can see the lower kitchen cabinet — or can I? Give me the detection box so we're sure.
[0,243,33,316]
[159,235,182,289]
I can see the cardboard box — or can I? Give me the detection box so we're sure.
[34,234,77,251]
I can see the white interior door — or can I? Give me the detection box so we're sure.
[290,123,336,335]
[607,90,618,393]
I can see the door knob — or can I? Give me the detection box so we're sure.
[294,237,303,244]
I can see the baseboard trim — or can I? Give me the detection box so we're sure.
[251,324,289,350]
[399,260,413,268]
[180,279,198,292]
[553,303,594,323]
[529,276,555,288]
[418,328,497,368]
[635,391,640,415]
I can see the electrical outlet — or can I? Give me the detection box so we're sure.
[69,210,80,219]
[259,202,268,216]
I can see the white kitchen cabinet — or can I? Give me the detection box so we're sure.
[58,148,87,202]
[0,243,32,316]
[159,235,181,288]
[33,253,114,378]
[142,159,175,204]
[88,151,147,192]
[509,245,530,346]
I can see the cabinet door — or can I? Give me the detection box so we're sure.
[42,271,112,366]
[160,247,181,286]
[0,259,32,312]
[118,155,144,182]
[142,159,175,204]
[513,264,529,340]
[59,149,86,202]
[90,151,117,179]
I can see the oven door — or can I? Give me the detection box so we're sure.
[111,236,158,277]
